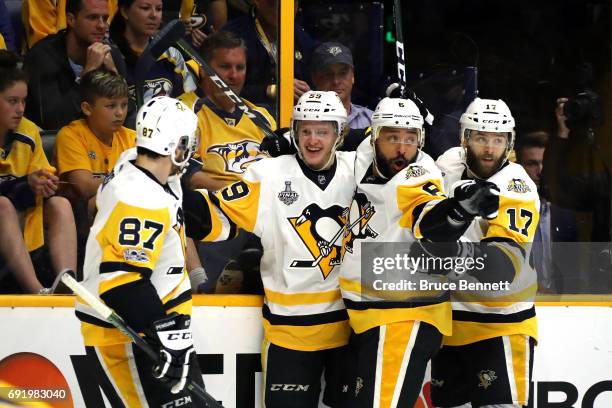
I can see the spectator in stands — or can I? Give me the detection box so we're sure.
[179,30,276,191]
[0,51,77,294]
[516,131,578,293]
[23,0,127,131]
[54,68,134,215]
[179,30,275,293]
[311,41,373,129]
[222,0,316,113]
[109,0,197,116]
[22,0,68,50]
[0,0,15,51]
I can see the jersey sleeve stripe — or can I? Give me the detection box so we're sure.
[98,272,143,295]
[100,261,153,277]
[453,306,535,323]
[264,288,342,306]
[162,289,192,311]
[262,304,348,326]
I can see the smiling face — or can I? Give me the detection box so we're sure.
[295,121,337,170]
[204,47,247,96]
[464,131,508,179]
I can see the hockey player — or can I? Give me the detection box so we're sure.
[427,98,539,408]
[339,97,452,407]
[75,96,205,407]
[183,90,355,407]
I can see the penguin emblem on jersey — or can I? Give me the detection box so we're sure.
[343,192,378,254]
[288,203,349,279]
[208,140,264,174]
[278,181,299,205]
[507,178,531,193]
[406,165,428,179]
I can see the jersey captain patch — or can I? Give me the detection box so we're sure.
[507,178,531,193]
[208,140,263,174]
[288,203,349,279]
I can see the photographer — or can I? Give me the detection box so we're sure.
[542,82,611,292]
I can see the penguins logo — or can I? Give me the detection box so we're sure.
[288,203,349,279]
[507,178,531,193]
[208,140,264,174]
[343,192,378,254]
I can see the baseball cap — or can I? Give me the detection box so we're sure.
[311,42,353,71]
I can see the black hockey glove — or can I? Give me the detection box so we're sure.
[450,180,500,222]
[260,127,296,157]
[148,313,195,394]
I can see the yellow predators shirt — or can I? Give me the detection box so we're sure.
[54,119,136,179]
[0,118,55,251]
[436,147,540,346]
[76,158,192,346]
[196,153,356,351]
[340,138,452,336]
[179,92,277,186]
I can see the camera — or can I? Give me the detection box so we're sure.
[563,89,602,128]
[563,63,603,128]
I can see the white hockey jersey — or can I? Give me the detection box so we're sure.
[196,152,357,351]
[436,147,540,346]
[340,138,451,336]
[76,152,192,346]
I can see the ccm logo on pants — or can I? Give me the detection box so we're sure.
[270,384,310,391]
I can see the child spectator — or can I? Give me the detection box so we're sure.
[0,50,77,294]
[54,68,135,216]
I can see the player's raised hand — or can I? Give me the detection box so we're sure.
[148,313,195,394]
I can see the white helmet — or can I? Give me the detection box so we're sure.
[460,97,515,161]
[370,97,425,179]
[136,96,199,169]
[291,91,348,170]
[371,97,425,147]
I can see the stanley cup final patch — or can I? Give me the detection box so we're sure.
[278,181,299,205]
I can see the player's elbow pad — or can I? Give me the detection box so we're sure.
[183,188,213,240]
[469,242,518,284]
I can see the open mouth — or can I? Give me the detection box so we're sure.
[391,158,407,171]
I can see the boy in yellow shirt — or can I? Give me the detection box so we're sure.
[55,68,135,211]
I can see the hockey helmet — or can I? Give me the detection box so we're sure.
[135,96,199,168]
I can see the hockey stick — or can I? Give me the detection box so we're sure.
[134,20,187,109]
[391,0,434,126]
[167,21,276,139]
[392,0,407,99]
[58,272,224,408]
[462,66,478,109]
[290,210,373,268]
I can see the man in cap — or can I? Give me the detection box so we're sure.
[311,41,373,129]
